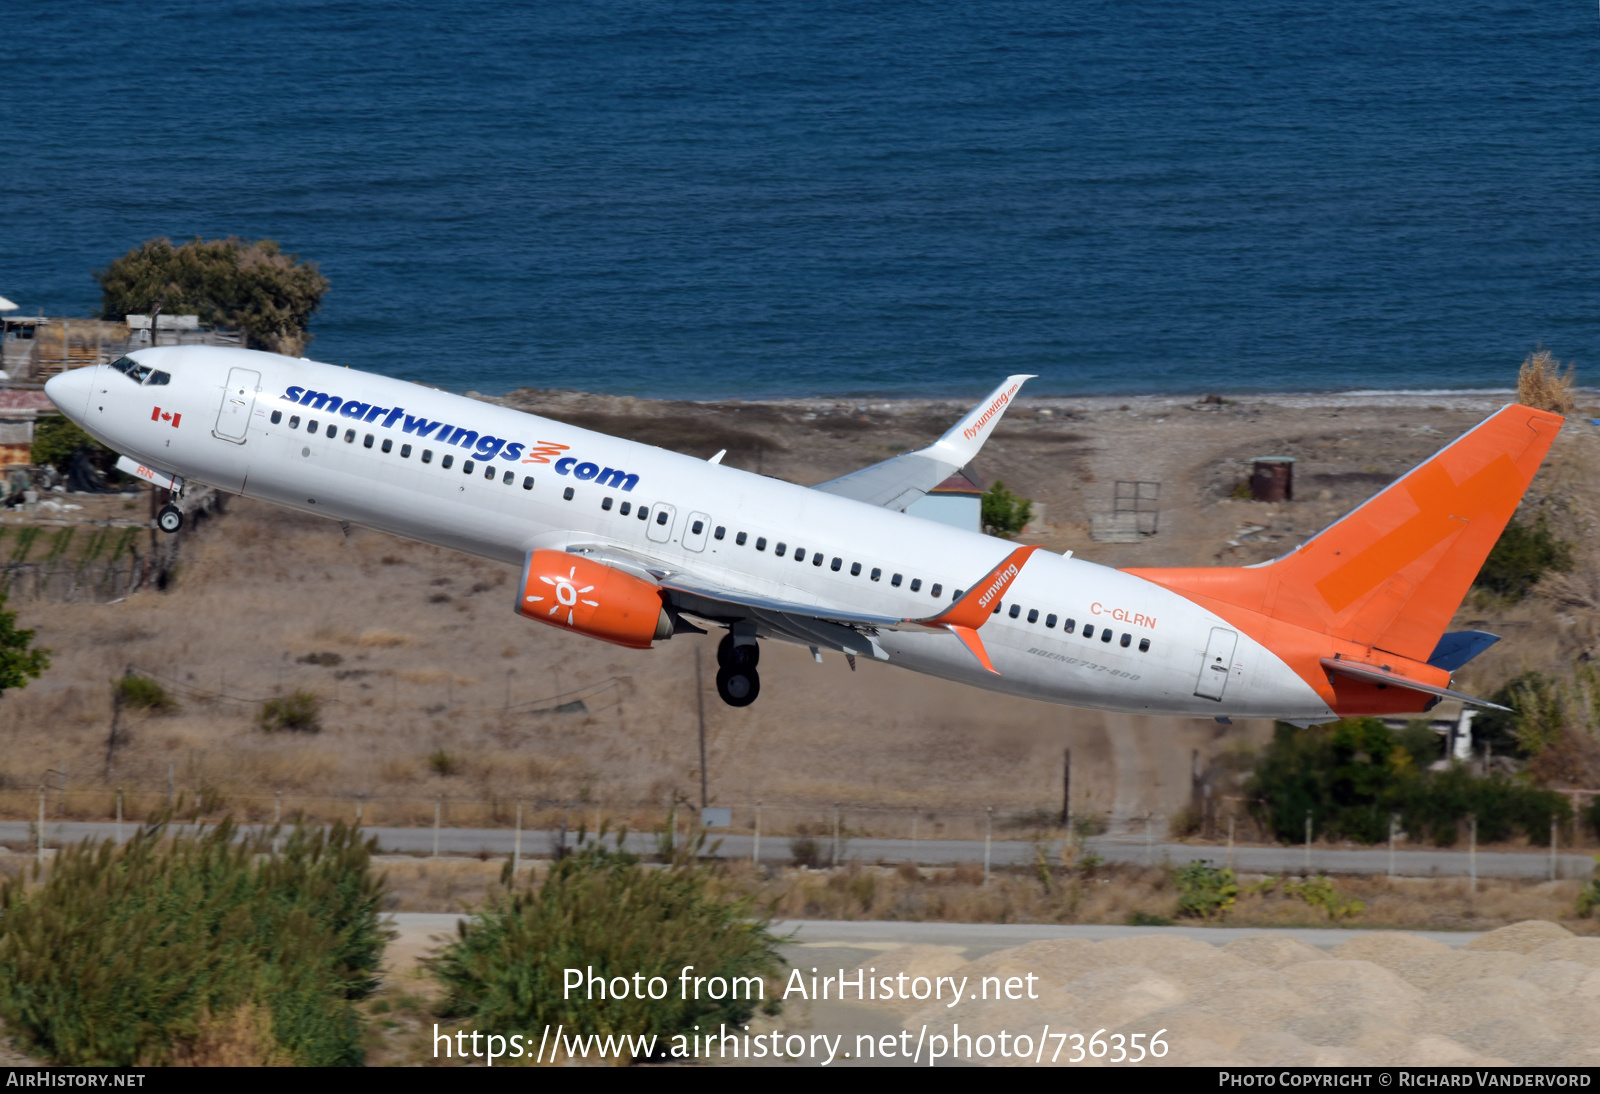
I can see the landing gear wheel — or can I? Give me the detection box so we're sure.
[717,633,759,670]
[156,504,183,534]
[715,665,760,707]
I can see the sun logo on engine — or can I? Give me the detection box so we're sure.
[524,566,599,626]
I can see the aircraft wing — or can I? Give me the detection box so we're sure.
[809,374,1035,510]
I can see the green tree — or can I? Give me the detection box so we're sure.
[1474,515,1573,601]
[0,591,49,695]
[981,480,1034,538]
[95,237,329,356]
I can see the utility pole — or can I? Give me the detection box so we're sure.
[695,647,708,810]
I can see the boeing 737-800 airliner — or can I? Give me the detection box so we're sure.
[44,348,1557,720]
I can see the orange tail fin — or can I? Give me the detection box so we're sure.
[1127,404,1563,662]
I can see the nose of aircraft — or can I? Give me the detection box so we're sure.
[44,366,94,423]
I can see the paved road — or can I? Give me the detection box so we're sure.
[2,819,1592,880]
[389,913,1483,954]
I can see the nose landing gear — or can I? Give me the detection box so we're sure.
[156,504,183,534]
[715,632,760,707]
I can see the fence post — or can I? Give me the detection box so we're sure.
[831,803,840,868]
[115,787,123,844]
[1469,815,1477,896]
[167,763,174,810]
[433,797,441,857]
[37,786,45,865]
[752,801,761,867]
[274,791,282,825]
[1550,817,1557,881]
[984,807,993,886]
[1388,814,1397,879]
[1304,810,1313,874]
[1227,814,1235,872]
[513,800,522,876]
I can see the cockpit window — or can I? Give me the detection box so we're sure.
[108,357,171,385]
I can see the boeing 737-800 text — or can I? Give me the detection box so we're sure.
[44,348,1557,720]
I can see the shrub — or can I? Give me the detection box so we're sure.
[1577,857,1600,918]
[1474,515,1573,602]
[1173,861,1238,919]
[789,836,824,869]
[0,819,385,1066]
[1248,719,1572,846]
[427,749,458,777]
[431,839,784,1057]
[115,673,177,713]
[260,690,321,733]
[1516,349,1577,415]
[981,480,1034,538]
[1282,875,1363,922]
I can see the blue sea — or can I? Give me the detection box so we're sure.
[3,1,1596,399]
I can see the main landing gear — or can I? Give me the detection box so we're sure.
[715,633,760,708]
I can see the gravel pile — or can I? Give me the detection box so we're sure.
[900,921,1600,1066]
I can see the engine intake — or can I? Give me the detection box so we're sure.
[515,550,672,649]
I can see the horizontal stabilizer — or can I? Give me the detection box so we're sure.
[1320,658,1509,711]
[1426,630,1500,672]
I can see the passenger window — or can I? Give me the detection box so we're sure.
[850,562,861,576]
[775,543,786,557]
[1027,609,1039,623]
[656,511,668,525]
[421,449,432,463]
[326,424,337,437]
[756,538,767,551]
[1138,638,1150,652]
[382,438,393,453]
[290,415,301,429]
[602,497,614,511]
[1065,618,1076,634]
[564,487,575,500]
[270,410,282,425]
[736,532,747,545]
[952,589,963,600]
[813,554,824,567]
[691,520,704,535]
[993,601,1002,615]
[794,548,804,562]
[485,465,496,479]
[620,501,631,515]
[637,507,648,521]
[522,476,534,490]
[930,583,942,598]
[462,460,475,474]
[1046,613,1057,629]
[442,455,453,469]
[870,567,881,581]
[503,471,513,484]
[363,434,374,448]
[830,557,841,571]
[1009,604,1020,619]
[891,573,902,587]
[344,429,356,443]
[1101,629,1113,643]
[1082,625,1094,639]
[400,443,410,457]
[1120,633,1131,647]
[714,526,725,540]
[910,578,922,592]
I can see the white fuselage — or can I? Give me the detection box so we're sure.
[47,347,1335,720]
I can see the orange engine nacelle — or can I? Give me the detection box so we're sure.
[515,550,672,650]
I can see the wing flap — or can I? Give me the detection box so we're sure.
[1319,657,1509,711]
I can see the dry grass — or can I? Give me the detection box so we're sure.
[1517,349,1578,415]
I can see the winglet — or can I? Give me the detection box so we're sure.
[915,545,1041,674]
[923,374,1036,469]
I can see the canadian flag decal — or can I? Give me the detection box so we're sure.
[151,407,181,428]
